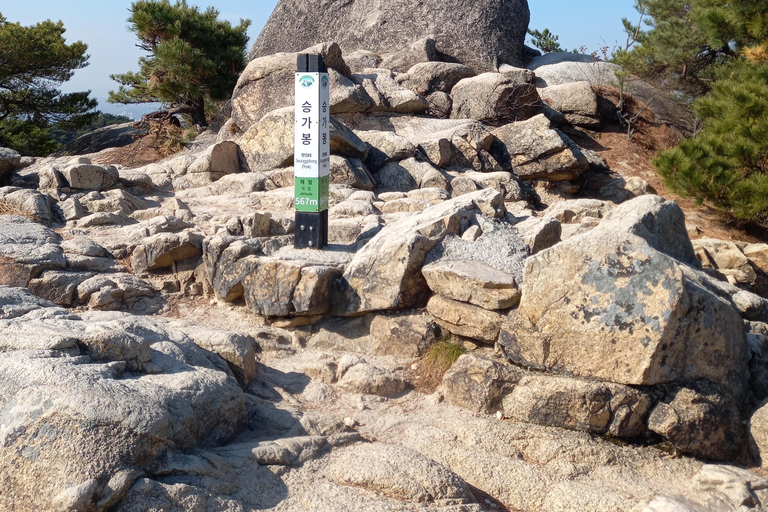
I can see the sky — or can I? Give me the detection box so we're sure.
[2,0,640,118]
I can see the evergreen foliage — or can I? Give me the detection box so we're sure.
[623,0,768,223]
[527,28,564,53]
[109,0,250,127]
[0,14,96,155]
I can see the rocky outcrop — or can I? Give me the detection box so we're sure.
[0,147,22,177]
[450,72,542,122]
[499,229,749,395]
[493,114,589,181]
[0,215,64,287]
[4,28,768,512]
[333,188,504,315]
[502,375,651,437]
[0,290,246,511]
[250,0,531,72]
[54,122,148,156]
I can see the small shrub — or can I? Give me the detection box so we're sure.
[415,338,467,392]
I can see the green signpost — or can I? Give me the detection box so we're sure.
[293,54,330,249]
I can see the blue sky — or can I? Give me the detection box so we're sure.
[2,0,639,118]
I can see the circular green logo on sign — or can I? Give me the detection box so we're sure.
[299,75,315,88]
[321,75,329,88]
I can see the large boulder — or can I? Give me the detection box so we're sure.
[60,161,120,191]
[232,43,350,132]
[538,81,600,128]
[332,188,504,315]
[0,147,22,177]
[250,0,531,72]
[492,114,589,181]
[597,194,697,265]
[498,229,749,396]
[0,215,65,287]
[450,73,542,122]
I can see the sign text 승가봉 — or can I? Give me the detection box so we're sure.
[293,54,329,249]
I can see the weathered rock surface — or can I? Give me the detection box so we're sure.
[333,188,504,315]
[539,81,600,128]
[648,382,745,461]
[498,229,749,395]
[130,230,204,273]
[493,114,589,181]
[693,238,756,285]
[397,62,476,96]
[250,0,531,72]
[0,215,64,287]
[0,147,22,176]
[329,442,475,504]
[369,312,440,357]
[502,375,651,438]
[427,295,505,342]
[598,194,697,265]
[60,161,120,191]
[0,298,246,511]
[442,353,524,413]
[238,107,295,173]
[350,69,430,114]
[450,73,541,122]
[335,355,408,396]
[423,259,520,310]
[0,187,53,225]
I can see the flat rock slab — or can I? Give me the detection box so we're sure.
[422,259,520,310]
[329,443,475,504]
[427,295,504,343]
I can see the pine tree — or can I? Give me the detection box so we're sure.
[612,0,735,100]
[527,28,564,54]
[109,0,250,128]
[648,0,768,224]
[0,14,96,155]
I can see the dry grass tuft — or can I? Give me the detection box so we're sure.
[0,201,36,221]
[415,338,467,393]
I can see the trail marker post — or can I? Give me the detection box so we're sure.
[293,54,330,250]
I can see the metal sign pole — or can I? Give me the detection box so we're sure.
[293,54,329,250]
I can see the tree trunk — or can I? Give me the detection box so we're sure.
[188,98,207,128]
